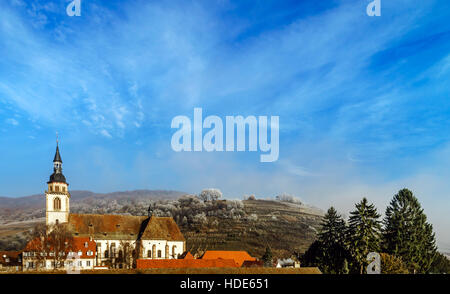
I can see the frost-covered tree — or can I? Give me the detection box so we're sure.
[199,189,223,202]
[275,193,302,204]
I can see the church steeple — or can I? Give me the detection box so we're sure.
[48,139,66,184]
[45,136,70,226]
[54,143,62,163]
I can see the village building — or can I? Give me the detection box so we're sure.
[22,142,185,271]
[136,250,257,269]
[0,251,22,272]
[22,236,96,271]
[274,258,300,268]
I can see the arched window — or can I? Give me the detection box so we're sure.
[172,245,176,258]
[147,250,151,258]
[54,197,61,211]
[157,250,162,258]
[104,250,109,258]
[165,245,169,259]
[152,245,156,259]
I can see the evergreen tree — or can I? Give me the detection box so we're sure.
[429,252,450,274]
[262,246,273,267]
[319,207,347,246]
[317,207,349,274]
[346,197,381,274]
[382,188,437,273]
[300,240,323,267]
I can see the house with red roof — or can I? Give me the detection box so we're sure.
[22,236,96,271]
[0,251,22,272]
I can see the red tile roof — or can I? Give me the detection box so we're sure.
[71,237,96,259]
[136,258,238,269]
[201,251,256,267]
[23,237,46,251]
[23,237,96,259]
[68,214,185,241]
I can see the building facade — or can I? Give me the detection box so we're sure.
[23,142,185,271]
[0,251,22,272]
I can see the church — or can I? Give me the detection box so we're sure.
[23,142,186,270]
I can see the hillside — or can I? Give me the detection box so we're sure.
[0,192,324,259]
[182,200,323,258]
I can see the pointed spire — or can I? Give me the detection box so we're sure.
[53,144,62,163]
[53,132,62,163]
[48,134,66,184]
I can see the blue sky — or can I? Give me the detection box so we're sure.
[1,0,450,249]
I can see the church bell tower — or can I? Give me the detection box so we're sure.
[45,138,70,226]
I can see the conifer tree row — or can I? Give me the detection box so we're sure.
[301,188,439,274]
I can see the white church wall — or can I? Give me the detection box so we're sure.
[140,240,184,259]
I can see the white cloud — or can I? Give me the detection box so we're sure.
[6,118,19,126]
[100,129,112,138]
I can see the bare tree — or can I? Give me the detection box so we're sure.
[47,224,74,269]
[27,224,47,270]
[26,223,74,270]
